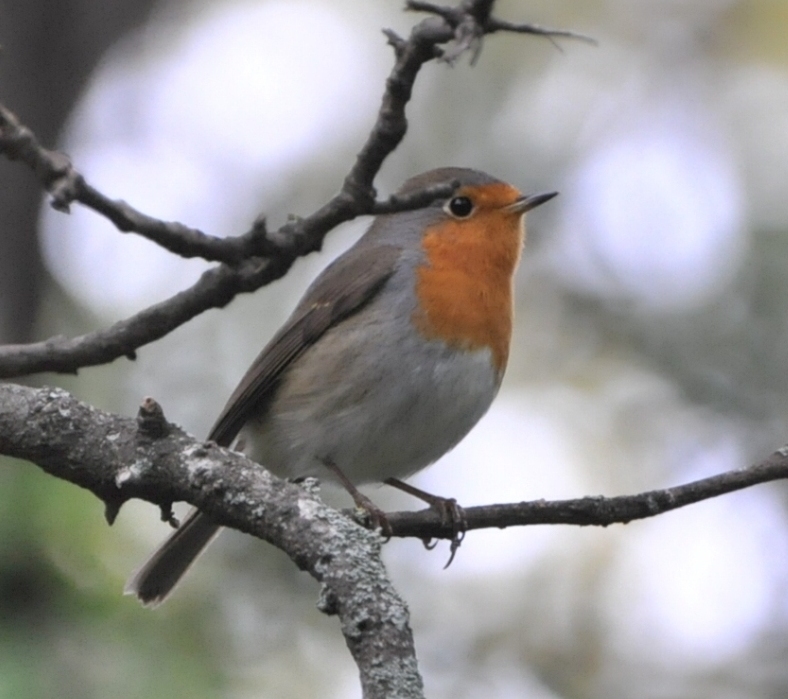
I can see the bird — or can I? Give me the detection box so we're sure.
[125,167,556,606]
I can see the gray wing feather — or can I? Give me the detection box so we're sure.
[208,243,401,446]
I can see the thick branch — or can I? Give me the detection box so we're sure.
[4,381,788,577]
[0,383,424,699]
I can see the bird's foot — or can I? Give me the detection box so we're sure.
[321,458,393,539]
[384,477,467,567]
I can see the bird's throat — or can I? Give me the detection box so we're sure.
[412,212,524,374]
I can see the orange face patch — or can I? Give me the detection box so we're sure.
[412,183,526,374]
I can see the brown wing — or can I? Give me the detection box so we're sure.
[208,243,401,446]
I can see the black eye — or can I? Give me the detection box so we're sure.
[446,195,474,218]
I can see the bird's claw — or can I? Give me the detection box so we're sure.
[356,502,393,541]
[433,497,467,568]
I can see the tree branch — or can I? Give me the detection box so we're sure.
[4,382,788,595]
[386,451,788,539]
[407,0,595,64]
[0,103,455,267]
[0,258,275,376]
[0,382,425,699]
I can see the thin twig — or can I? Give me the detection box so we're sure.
[487,18,597,47]
[386,452,788,538]
[408,0,596,65]
[0,104,263,264]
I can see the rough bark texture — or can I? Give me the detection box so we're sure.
[0,384,424,699]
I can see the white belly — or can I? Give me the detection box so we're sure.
[238,315,501,485]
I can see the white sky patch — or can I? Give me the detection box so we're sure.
[392,395,587,577]
[40,0,376,315]
[552,102,746,311]
[608,485,788,664]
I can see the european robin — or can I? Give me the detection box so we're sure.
[126,167,556,606]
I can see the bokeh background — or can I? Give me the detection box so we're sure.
[2,0,788,697]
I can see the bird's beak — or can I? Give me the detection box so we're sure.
[504,191,558,214]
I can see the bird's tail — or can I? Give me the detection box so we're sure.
[124,509,221,607]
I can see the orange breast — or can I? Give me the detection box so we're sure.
[412,183,525,374]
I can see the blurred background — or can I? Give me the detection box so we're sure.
[2,0,788,696]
